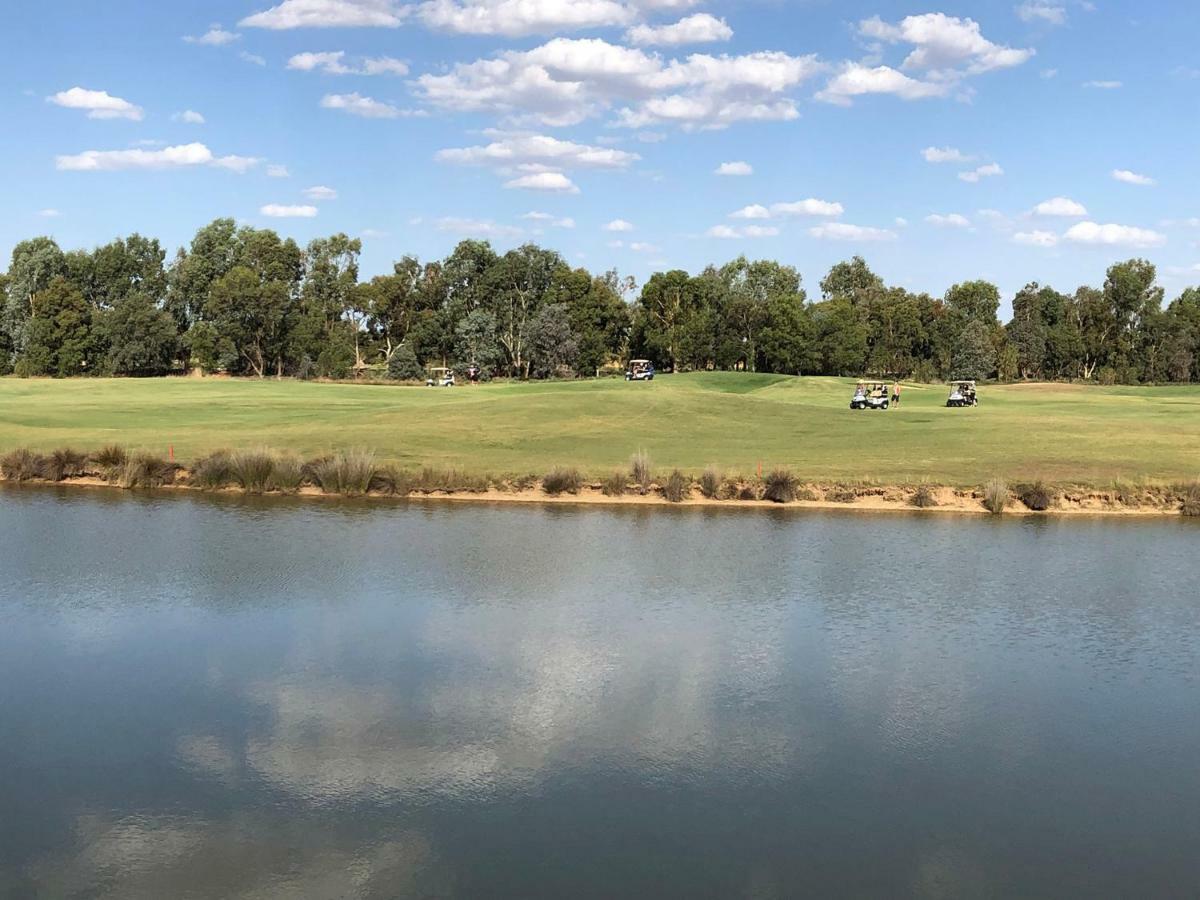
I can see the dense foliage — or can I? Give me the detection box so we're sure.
[3,219,1199,384]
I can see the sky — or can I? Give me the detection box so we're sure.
[4,0,1200,315]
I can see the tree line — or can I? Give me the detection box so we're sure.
[2,217,1198,384]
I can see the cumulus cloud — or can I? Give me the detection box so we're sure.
[714,161,753,176]
[922,146,973,163]
[240,51,268,66]
[267,164,290,177]
[958,162,1003,182]
[522,211,575,227]
[419,0,636,36]
[504,171,579,193]
[436,216,522,237]
[731,199,843,219]
[261,203,319,217]
[1033,196,1087,216]
[414,38,821,130]
[1083,80,1121,89]
[287,51,408,75]
[603,219,634,231]
[860,13,1034,74]
[730,204,770,220]
[626,13,732,46]
[808,223,898,241]
[172,110,206,124]
[303,185,338,200]
[38,209,61,218]
[56,142,261,173]
[1015,1,1067,25]
[1064,221,1165,247]
[436,133,639,170]
[816,64,948,105]
[241,0,407,29]
[48,87,143,121]
[1112,168,1154,186]
[926,213,971,227]
[320,92,420,118]
[1013,230,1059,247]
[183,24,241,45]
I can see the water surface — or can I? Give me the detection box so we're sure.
[2,487,1198,898]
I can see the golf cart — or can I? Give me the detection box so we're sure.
[426,367,455,387]
[850,380,891,410]
[625,359,655,382]
[946,380,978,408]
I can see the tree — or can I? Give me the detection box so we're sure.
[527,304,579,378]
[945,279,1000,325]
[758,292,816,373]
[636,269,701,371]
[482,244,565,377]
[16,276,94,376]
[454,309,501,370]
[96,293,180,376]
[203,267,291,377]
[820,256,883,305]
[4,237,67,354]
[950,318,996,380]
[387,343,424,381]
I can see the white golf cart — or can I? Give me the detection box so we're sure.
[426,367,455,387]
[625,359,656,382]
[946,380,978,408]
[850,380,891,411]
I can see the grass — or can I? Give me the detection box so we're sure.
[911,482,938,508]
[661,469,690,503]
[1181,483,1200,517]
[1017,480,1056,511]
[542,467,584,496]
[2,374,1199,486]
[762,469,799,504]
[601,471,627,497]
[984,478,1009,515]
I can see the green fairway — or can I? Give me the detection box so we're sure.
[1,374,1197,486]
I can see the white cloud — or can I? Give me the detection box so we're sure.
[894,217,909,227]
[267,164,290,177]
[1015,1,1067,25]
[958,162,1003,182]
[1040,68,1058,79]
[603,219,634,231]
[740,225,779,238]
[436,133,638,170]
[1112,168,1155,186]
[172,110,206,124]
[714,161,752,176]
[260,203,319,217]
[287,51,408,75]
[303,185,338,200]
[183,24,241,45]
[48,87,143,121]
[629,241,660,252]
[1013,230,1059,247]
[504,171,579,193]
[240,51,268,66]
[626,14,732,47]
[522,211,574,227]
[808,223,897,242]
[419,0,633,36]
[771,199,843,217]
[415,38,821,130]
[706,225,741,238]
[816,64,948,105]
[320,92,419,118]
[1083,80,1122,89]
[1033,196,1087,216]
[860,13,1034,75]
[922,146,973,163]
[926,213,971,227]
[38,209,61,218]
[730,204,770,220]
[241,0,407,29]
[436,216,522,237]
[56,143,261,174]
[1064,221,1165,248]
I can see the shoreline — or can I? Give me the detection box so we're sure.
[2,473,1192,519]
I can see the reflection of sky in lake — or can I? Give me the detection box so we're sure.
[2,488,1199,897]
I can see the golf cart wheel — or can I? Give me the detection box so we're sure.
[882,401,889,410]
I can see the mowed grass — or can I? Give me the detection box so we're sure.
[1,374,1198,486]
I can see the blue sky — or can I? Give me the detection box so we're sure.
[4,0,1199,314]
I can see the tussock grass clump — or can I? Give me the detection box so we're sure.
[762,468,799,504]
[601,471,627,497]
[699,465,722,500]
[661,469,691,503]
[542,466,583,496]
[630,449,652,495]
[90,445,129,482]
[795,485,818,502]
[825,485,858,504]
[510,473,539,492]
[190,451,233,490]
[229,448,277,494]
[412,468,490,494]
[910,482,938,509]
[120,453,178,489]
[983,478,1009,515]
[1,449,46,482]
[1180,482,1200,517]
[268,454,305,493]
[307,450,378,496]
[367,465,407,496]
[1017,480,1056,511]
[736,482,761,501]
[43,448,89,482]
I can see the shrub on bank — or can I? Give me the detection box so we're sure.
[661,469,691,503]
[543,467,583,496]
[1,449,45,482]
[911,482,938,508]
[763,469,799,504]
[120,453,178,488]
[825,485,858,504]
[983,478,1009,515]
[230,448,276,494]
[412,468,490,494]
[269,454,305,493]
[307,450,378,495]
[43,448,89,482]
[90,445,129,482]
[1017,480,1055,511]
[699,465,722,499]
[1181,483,1200,517]
[190,451,233,489]
[601,471,627,497]
[630,450,652,496]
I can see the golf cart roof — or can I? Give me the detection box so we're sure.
[429,367,452,374]
[629,359,651,365]
[950,379,976,386]
[858,380,889,388]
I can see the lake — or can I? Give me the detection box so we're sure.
[2,487,1198,898]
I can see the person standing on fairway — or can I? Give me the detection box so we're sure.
[892,382,901,407]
